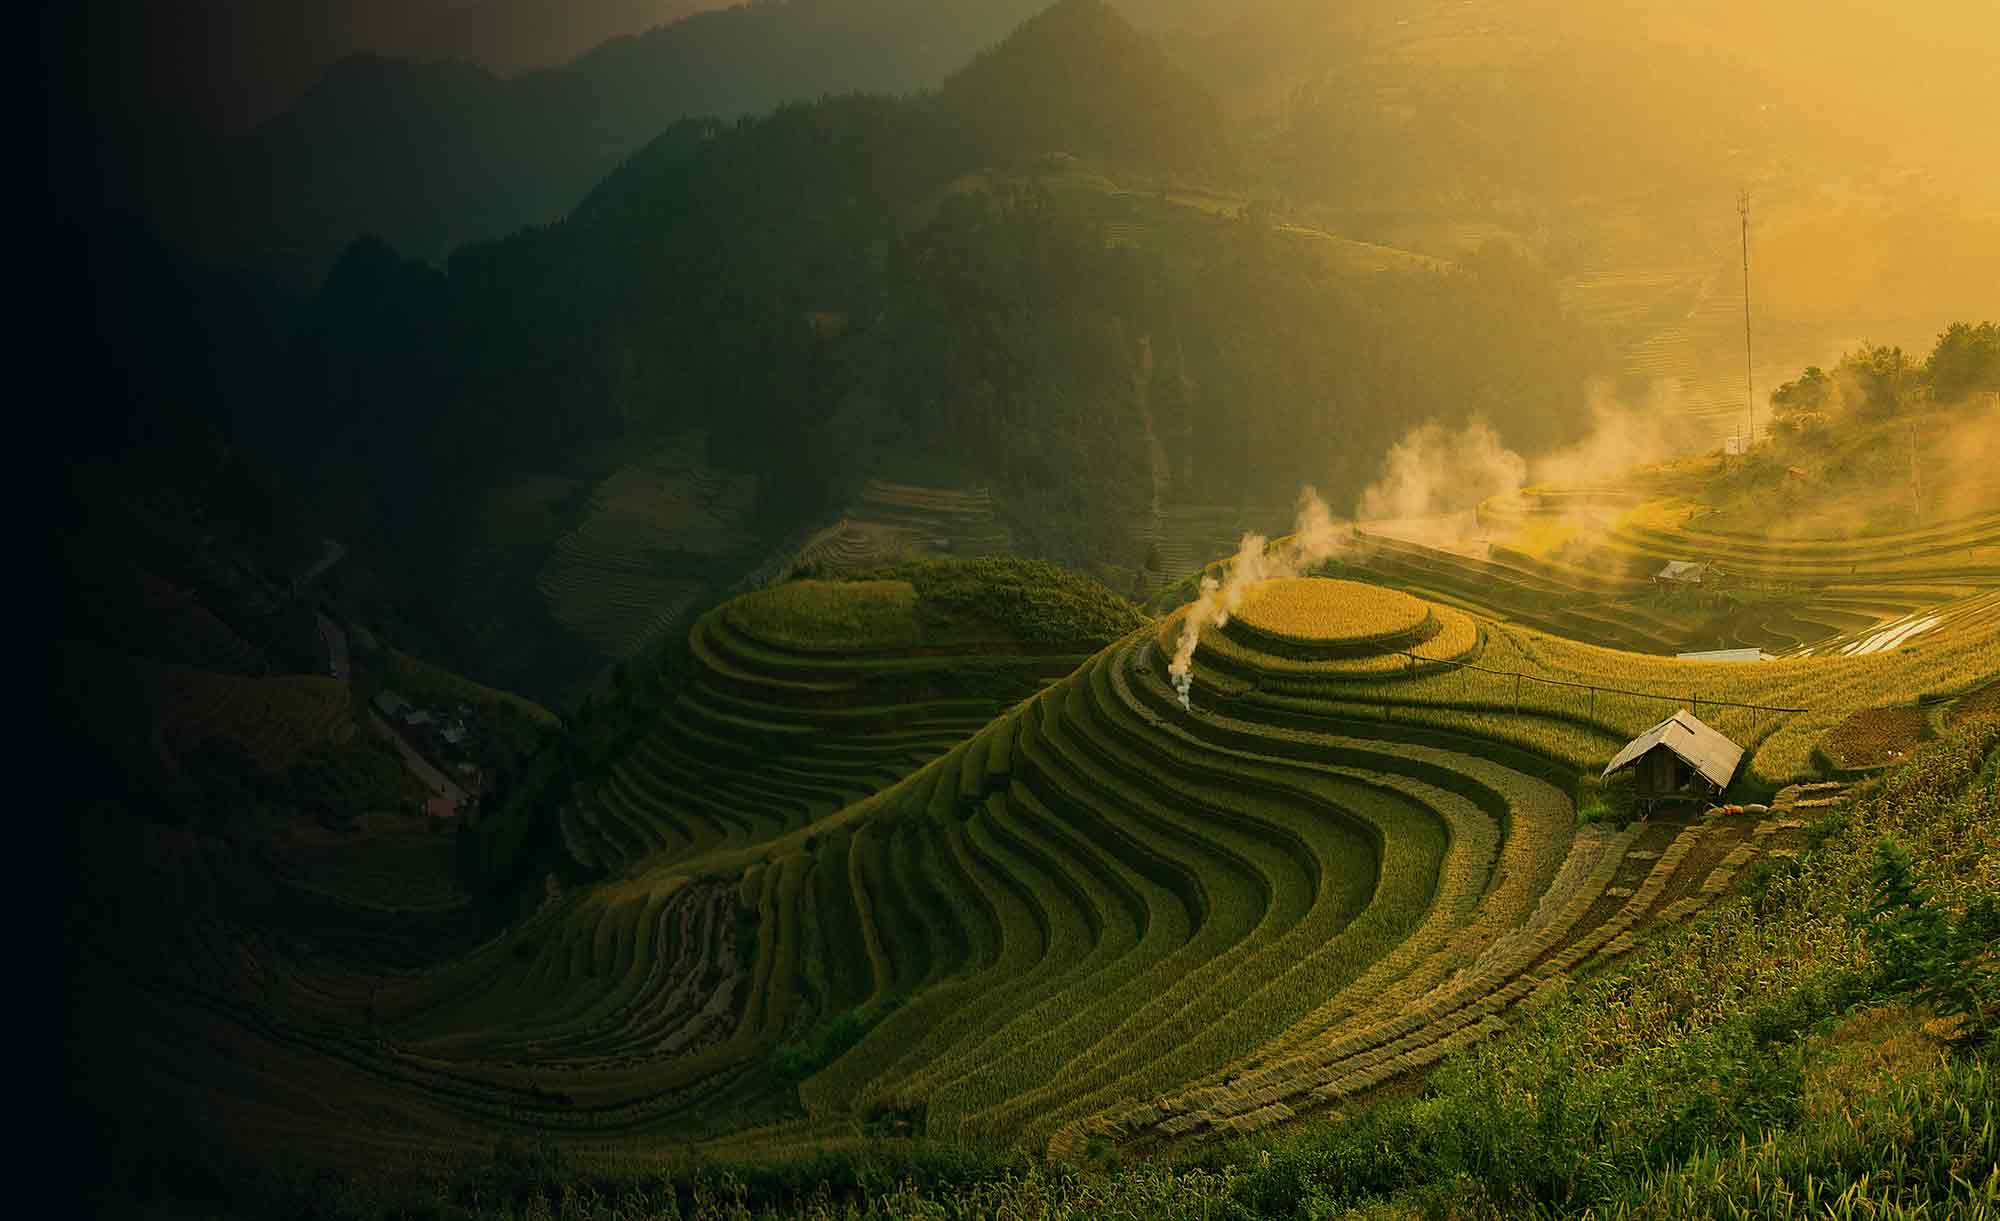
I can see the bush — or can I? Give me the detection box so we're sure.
[1857,837,2000,1046]
[855,556,1146,645]
[772,1008,870,1084]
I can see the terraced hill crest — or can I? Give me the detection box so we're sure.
[73,513,2000,1175]
[1227,577,1442,659]
[562,561,1144,878]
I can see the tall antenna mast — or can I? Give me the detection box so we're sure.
[1739,188,1754,451]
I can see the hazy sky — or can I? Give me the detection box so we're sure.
[43,0,727,144]
[51,1,450,139]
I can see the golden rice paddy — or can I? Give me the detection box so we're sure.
[1231,577,1433,643]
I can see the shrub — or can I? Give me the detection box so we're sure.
[1857,837,2000,1046]
[772,1006,874,1084]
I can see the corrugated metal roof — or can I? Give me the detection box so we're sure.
[1675,648,1772,662]
[1602,709,1744,789]
[1656,560,1706,581]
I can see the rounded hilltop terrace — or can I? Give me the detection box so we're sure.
[1195,576,1482,678]
[79,546,2000,1180]
[1227,576,1440,657]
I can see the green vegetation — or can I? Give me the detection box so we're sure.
[854,556,1147,645]
[1771,321,2000,427]
[725,581,924,653]
[56,0,2000,1211]
[385,650,560,729]
[63,390,2000,1220]
[482,561,1138,890]
[143,0,1622,706]
[91,718,1998,1219]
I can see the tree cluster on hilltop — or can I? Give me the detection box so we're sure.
[1769,322,2000,436]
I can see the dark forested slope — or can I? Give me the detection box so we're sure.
[209,1,1607,699]
[218,0,1070,286]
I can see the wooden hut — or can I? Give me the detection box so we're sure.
[1602,709,1743,808]
[1654,560,1717,588]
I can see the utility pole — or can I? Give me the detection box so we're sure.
[1739,188,1754,452]
[1909,420,1923,524]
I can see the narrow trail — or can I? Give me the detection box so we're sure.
[1136,335,1170,523]
[317,611,350,680]
[369,712,467,805]
[291,539,348,595]
[1118,318,1173,585]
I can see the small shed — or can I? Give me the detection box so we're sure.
[803,310,849,340]
[425,796,459,820]
[1675,647,1773,662]
[1602,709,1743,807]
[374,690,414,720]
[1654,560,1715,588]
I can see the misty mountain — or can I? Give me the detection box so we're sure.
[255,0,1603,701]
[400,0,726,76]
[221,0,1068,286]
[938,0,1223,178]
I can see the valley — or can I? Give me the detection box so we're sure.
[48,0,2000,1215]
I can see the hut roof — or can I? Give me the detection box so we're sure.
[1602,709,1744,790]
[1656,560,1709,583]
[1675,647,1773,662]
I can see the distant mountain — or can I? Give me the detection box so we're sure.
[940,0,1222,177]
[400,0,726,76]
[220,0,1068,286]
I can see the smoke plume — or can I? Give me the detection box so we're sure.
[1353,383,1699,526]
[1355,417,1526,522]
[1168,486,1350,710]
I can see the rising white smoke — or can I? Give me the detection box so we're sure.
[1168,485,1351,711]
[1352,384,1701,529]
[1355,416,1527,523]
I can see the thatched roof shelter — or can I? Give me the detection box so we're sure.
[1603,709,1744,804]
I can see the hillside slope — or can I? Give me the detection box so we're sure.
[70,566,1997,1174]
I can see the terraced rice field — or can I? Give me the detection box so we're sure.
[846,481,1013,558]
[789,520,930,579]
[1231,578,1433,646]
[60,639,355,782]
[1329,530,1694,655]
[1559,268,1702,331]
[1601,509,2000,587]
[98,528,2000,1169]
[784,480,1017,584]
[537,438,762,660]
[1174,582,1999,786]
[61,536,274,676]
[1817,705,1934,770]
[1592,510,2000,656]
[1136,504,1292,590]
[558,593,1100,877]
[328,595,1872,1161]
[1350,492,2000,660]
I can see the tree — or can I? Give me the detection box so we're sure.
[1835,344,1915,418]
[1924,321,2000,404]
[1770,365,1839,418]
